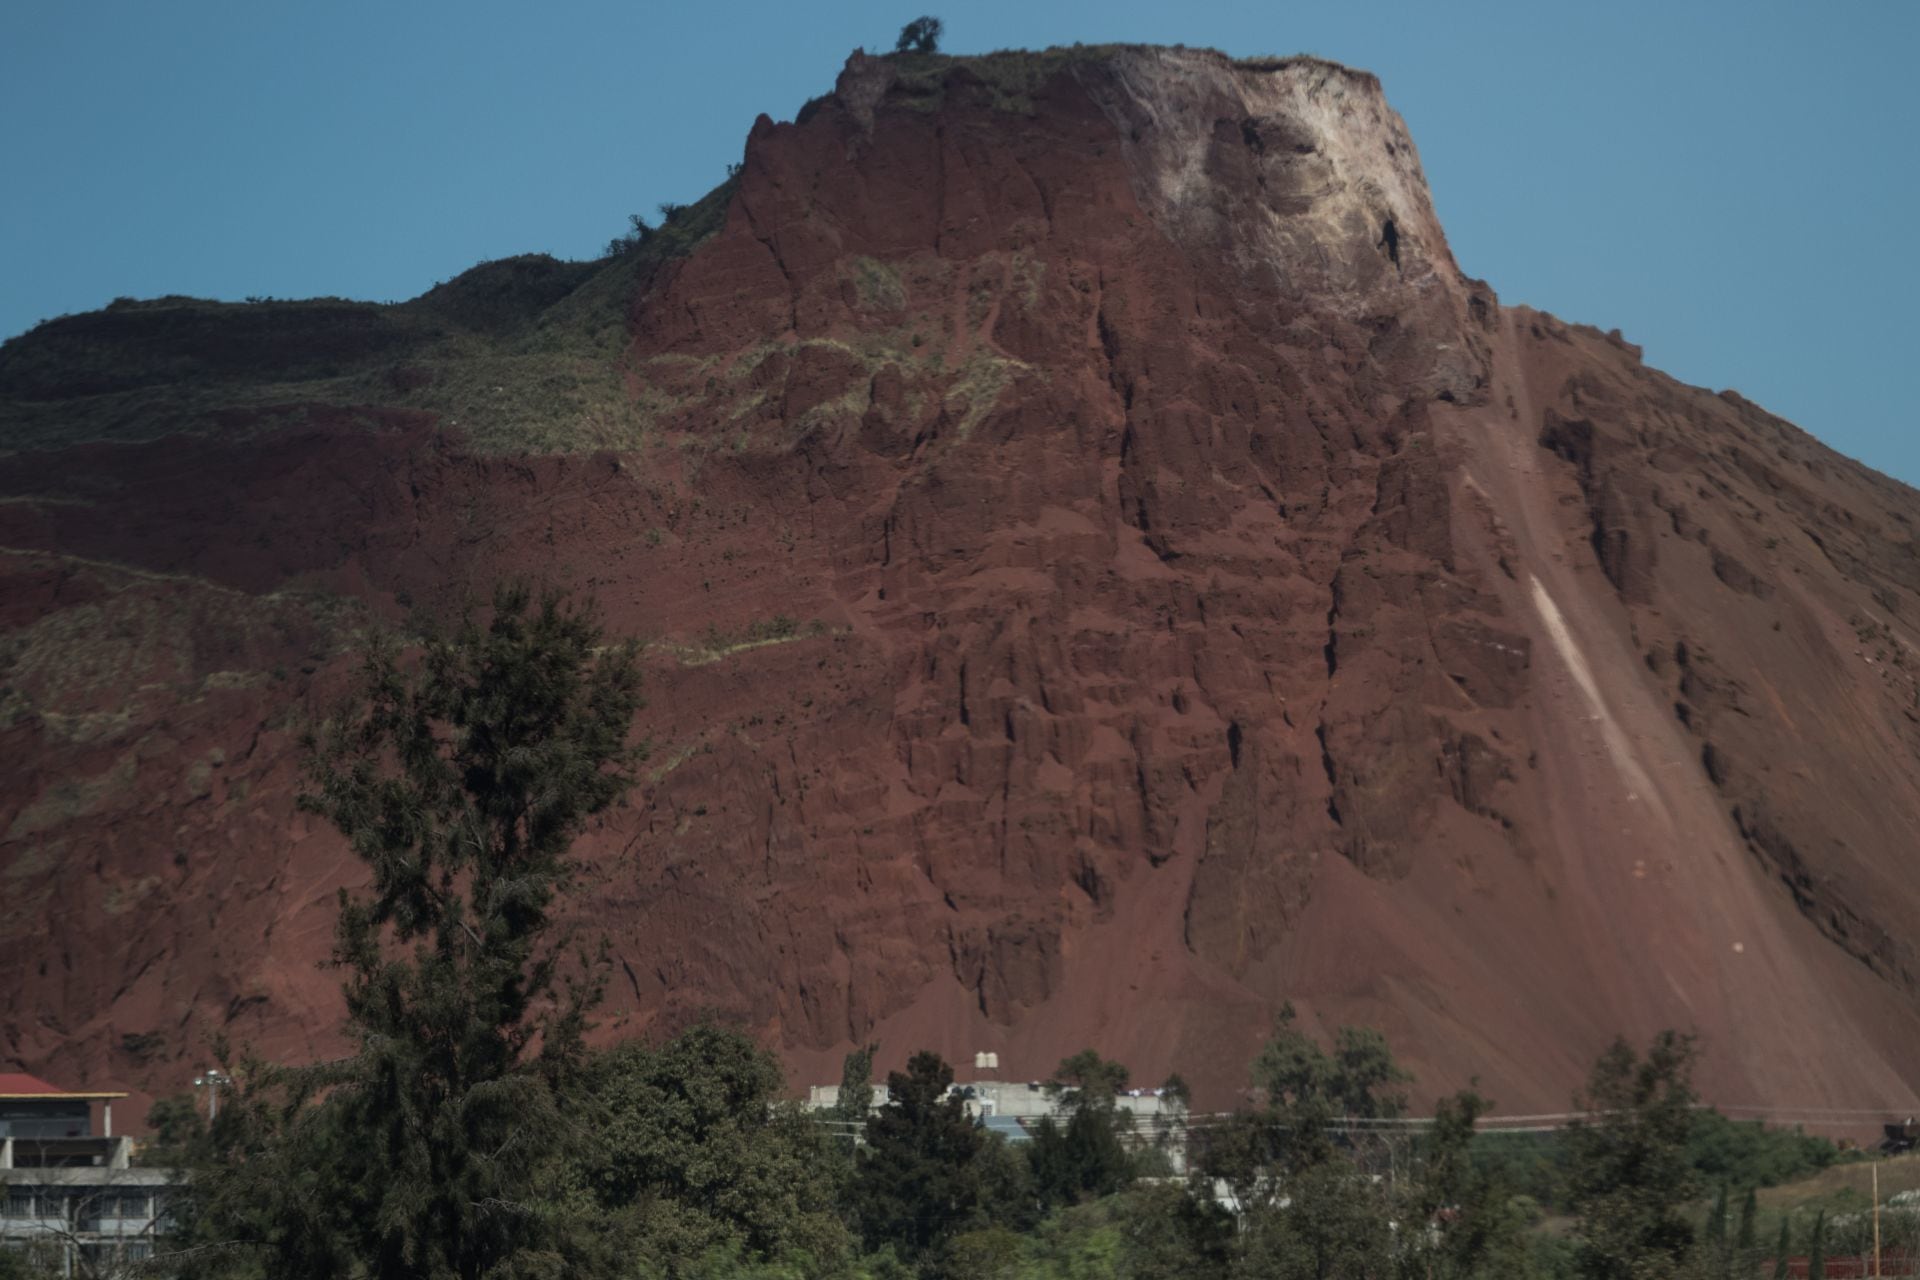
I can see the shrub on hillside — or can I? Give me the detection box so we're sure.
[1686,1109,1845,1189]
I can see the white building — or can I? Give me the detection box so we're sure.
[805,1063,1190,1169]
[0,1073,171,1277]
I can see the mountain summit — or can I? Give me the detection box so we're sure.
[5,45,1920,1113]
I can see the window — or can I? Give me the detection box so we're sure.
[2,1190,32,1218]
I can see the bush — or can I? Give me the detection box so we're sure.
[575,1025,854,1272]
[1686,1110,1842,1189]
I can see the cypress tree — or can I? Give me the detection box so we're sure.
[1809,1211,1827,1280]
[850,1051,988,1259]
[1709,1182,1731,1277]
[1737,1187,1759,1278]
[831,1043,878,1152]
[1772,1218,1792,1280]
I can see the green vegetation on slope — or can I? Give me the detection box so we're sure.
[0,177,736,455]
[1474,1106,1849,1218]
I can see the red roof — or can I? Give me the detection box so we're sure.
[0,1072,63,1094]
[0,1072,125,1099]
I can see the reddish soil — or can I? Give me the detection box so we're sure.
[6,47,1920,1122]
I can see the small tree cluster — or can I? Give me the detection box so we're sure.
[894,16,942,55]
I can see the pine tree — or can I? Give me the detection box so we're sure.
[1773,1218,1792,1280]
[1809,1210,1827,1280]
[172,584,644,1280]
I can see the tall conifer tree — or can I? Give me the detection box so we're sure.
[174,585,643,1280]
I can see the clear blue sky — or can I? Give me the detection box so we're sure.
[4,1,1915,482]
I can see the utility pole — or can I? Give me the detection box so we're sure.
[194,1068,232,1123]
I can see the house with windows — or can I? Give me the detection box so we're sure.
[0,1073,171,1276]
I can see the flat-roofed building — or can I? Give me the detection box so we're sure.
[0,1073,168,1276]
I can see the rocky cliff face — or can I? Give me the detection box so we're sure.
[5,46,1920,1115]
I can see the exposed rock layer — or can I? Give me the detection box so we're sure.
[5,47,1920,1116]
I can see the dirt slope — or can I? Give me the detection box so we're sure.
[4,45,1920,1117]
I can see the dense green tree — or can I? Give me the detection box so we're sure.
[1198,1002,1412,1208]
[1529,1232,1584,1280]
[894,16,942,54]
[1048,1049,1130,1109]
[1012,1182,1232,1280]
[1118,1182,1236,1280]
[971,1131,1040,1235]
[1251,1003,1410,1161]
[849,1052,987,1260]
[569,1024,853,1275]
[166,584,644,1280]
[929,1224,1024,1280]
[1687,1112,1839,1190]
[1415,1087,1530,1280]
[1772,1218,1792,1280]
[1565,1032,1701,1280]
[1183,1009,1417,1278]
[833,1044,878,1130]
[1193,1106,1282,1218]
[1443,1109,1832,1221]
[1029,1050,1137,1210]
[1808,1210,1827,1280]
[1233,1159,1397,1280]
[140,1091,207,1168]
[1027,1110,1132,1212]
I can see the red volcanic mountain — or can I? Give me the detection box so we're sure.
[5,46,1920,1117]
